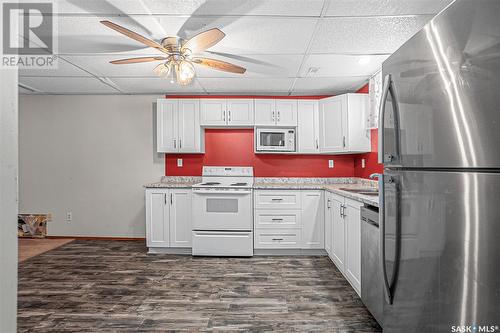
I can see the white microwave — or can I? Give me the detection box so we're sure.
[256,128,296,152]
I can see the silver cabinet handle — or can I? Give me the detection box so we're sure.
[271,198,283,201]
[173,139,176,149]
[316,139,319,150]
[228,110,231,122]
[272,110,275,122]
[277,110,280,122]
[342,205,347,217]
[272,238,283,241]
[223,110,226,122]
[179,139,182,149]
[343,136,346,148]
[327,198,331,209]
[271,218,284,221]
[378,74,401,164]
[170,193,173,205]
[164,193,167,205]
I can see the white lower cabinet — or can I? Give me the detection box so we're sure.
[145,188,192,249]
[325,192,363,296]
[255,229,301,249]
[301,191,324,249]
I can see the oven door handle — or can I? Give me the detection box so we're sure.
[192,190,252,195]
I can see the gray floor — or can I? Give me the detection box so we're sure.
[18,240,381,332]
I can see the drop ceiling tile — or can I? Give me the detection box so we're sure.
[300,54,388,77]
[111,77,205,94]
[325,0,453,16]
[19,76,119,94]
[166,16,318,54]
[195,53,304,78]
[292,77,369,95]
[19,57,91,77]
[310,16,432,54]
[198,78,294,94]
[55,0,324,16]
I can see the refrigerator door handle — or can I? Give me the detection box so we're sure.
[378,74,401,164]
[379,174,392,304]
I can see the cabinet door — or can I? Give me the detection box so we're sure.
[227,99,254,126]
[275,100,298,126]
[319,96,347,152]
[345,201,362,294]
[301,191,324,249]
[254,99,275,126]
[145,190,170,247]
[169,189,192,248]
[324,193,333,256]
[157,99,178,152]
[178,99,201,152]
[200,99,227,126]
[331,196,345,271]
[297,100,319,153]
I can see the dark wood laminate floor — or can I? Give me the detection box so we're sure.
[18,240,381,332]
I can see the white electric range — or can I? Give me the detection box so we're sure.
[191,166,254,257]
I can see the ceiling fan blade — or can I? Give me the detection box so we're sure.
[192,57,246,74]
[100,20,167,53]
[181,28,225,54]
[110,57,167,64]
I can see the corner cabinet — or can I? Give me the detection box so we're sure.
[200,99,254,127]
[319,94,370,154]
[145,188,192,251]
[157,99,204,153]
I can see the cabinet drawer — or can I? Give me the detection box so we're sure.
[255,210,301,228]
[254,190,301,209]
[254,229,301,249]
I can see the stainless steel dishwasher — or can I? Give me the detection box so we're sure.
[361,205,383,326]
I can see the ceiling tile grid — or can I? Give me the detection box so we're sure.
[19,0,453,95]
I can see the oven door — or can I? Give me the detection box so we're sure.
[256,129,293,151]
[192,190,253,230]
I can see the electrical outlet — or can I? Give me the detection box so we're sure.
[66,212,72,222]
[362,159,366,168]
[177,158,183,167]
[47,213,53,221]
[328,160,334,168]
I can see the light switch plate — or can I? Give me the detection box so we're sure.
[362,159,366,168]
[328,160,334,168]
[177,158,183,167]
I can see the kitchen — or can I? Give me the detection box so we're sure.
[2,0,499,332]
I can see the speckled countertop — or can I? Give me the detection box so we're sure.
[145,176,379,207]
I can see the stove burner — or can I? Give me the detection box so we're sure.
[231,182,248,186]
[201,182,221,186]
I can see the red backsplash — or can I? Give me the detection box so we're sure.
[164,86,383,178]
[166,129,355,177]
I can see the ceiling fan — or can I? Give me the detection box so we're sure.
[100,20,246,85]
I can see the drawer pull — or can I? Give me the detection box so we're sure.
[271,218,284,221]
[271,198,283,201]
[272,238,284,241]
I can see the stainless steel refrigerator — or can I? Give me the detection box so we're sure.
[378,0,500,331]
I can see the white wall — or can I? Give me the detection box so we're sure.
[0,69,18,333]
[19,95,164,237]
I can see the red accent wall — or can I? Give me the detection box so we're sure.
[166,129,355,177]
[164,88,382,178]
[353,83,383,178]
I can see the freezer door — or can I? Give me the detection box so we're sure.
[381,170,500,332]
[380,0,500,168]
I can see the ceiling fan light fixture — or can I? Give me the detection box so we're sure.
[176,60,195,85]
[154,63,171,77]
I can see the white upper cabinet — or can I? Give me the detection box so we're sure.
[157,99,203,153]
[255,99,297,127]
[227,99,254,126]
[254,99,275,126]
[297,100,320,154]
[201,99,254,127]
[319,93,370,154]
[200,99,226,126]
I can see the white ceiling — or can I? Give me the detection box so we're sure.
[19,0,453,95]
